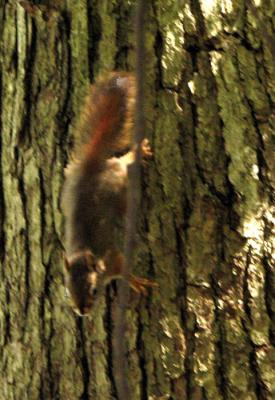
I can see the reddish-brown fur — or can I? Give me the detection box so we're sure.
[76,72,135,170]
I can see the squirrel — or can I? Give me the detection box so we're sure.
[62,72,156,316]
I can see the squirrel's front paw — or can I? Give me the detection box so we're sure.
[141,138,153,159]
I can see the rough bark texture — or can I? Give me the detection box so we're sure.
[0,0,274,399]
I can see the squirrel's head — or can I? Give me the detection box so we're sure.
[64,250,105,316]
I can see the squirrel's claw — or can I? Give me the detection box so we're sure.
[128,274,158,296]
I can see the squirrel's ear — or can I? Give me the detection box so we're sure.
[84,250,95,270]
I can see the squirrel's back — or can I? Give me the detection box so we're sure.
[75,72,136,169]
[63,72,136,257]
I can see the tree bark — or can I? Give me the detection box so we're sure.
[0,1,274,399]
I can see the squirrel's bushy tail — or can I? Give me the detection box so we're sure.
[77,72,136,169]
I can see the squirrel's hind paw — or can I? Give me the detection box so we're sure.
[129,274,158,296]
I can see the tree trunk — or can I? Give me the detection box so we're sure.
[0,1,274,399]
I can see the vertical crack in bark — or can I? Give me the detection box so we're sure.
[242,246,269,399]
[137,209,156,399]
[183,313,197,399]
[0,63,6,264]
[263,253,275,345]
[76,317,91,400]
[190,0,206,39]
[248,345,269,400]
[202,386,209,400]
[235,52,273,202]
[57,10,73,153]
[151,0,170,93]
[87,0,101,81]
[106,287,118,399]
[38,168,47,395]
[262,215,275,345]
[19,18,37,146]
[3,285,11,346]
[0,3,6,39]
[114,2,130,70]
[153,29,164,90]
[137,310,148,400]
[253,53,273,111]
[0,14,11,351]
[211,277,229,400]
[187,46,209,193]
[187,79,230,204]
[184,44,232,206]
[15,148,32,322]
[243,246,253,324]
[249,108,272,198]
[38,170,56,398]
[188,87,229,205]
[241,318,269,400]
[43,258,56,400]
[174,215,195,399]
[38,168,46,261]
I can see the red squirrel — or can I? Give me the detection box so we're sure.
[62,72,155,316]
